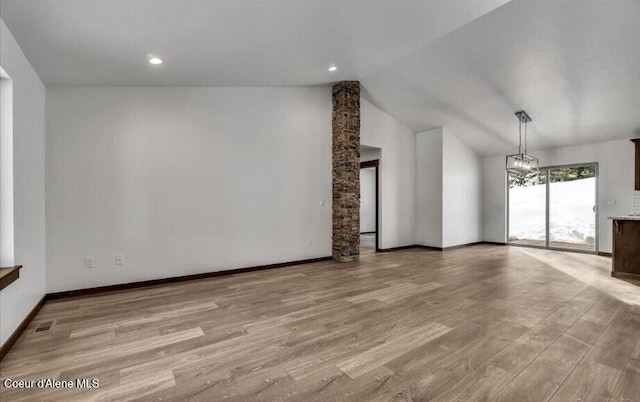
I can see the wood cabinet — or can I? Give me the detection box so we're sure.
[633,139,640,191]
[612,219,640,280]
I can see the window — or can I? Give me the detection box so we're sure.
[0,67,14,267]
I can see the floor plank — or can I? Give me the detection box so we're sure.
[1,245,638,401]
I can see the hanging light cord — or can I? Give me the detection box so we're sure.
[524,120,528,155]
[518,119,523,155]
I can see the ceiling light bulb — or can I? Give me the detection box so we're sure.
[148,56,163,65]
[328,66,337,72]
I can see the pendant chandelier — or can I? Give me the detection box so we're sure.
[506,110,538,180]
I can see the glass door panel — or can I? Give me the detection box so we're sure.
[548,165,597,252]
[508,171,547,247]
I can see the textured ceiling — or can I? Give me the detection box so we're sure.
[0,0,507,86]
[2,0,639,155]
[362,0,640,155]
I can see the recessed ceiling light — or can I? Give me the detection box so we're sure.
[328,65,337,72]
[147,55,163,65]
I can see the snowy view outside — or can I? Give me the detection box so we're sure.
[549,177,597,247]
[509,181,546,244]
[509,175,596,250]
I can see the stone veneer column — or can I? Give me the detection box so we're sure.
[332,81,360,262]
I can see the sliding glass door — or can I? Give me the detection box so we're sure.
[548,165,597,252]
[508,163,598,253]
[508,170,547,247]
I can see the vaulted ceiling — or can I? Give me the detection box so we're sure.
[1,0,639,156]
[362,0,640,155]
[0,0,507,86]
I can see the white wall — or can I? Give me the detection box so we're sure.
[482,156,507,243]
[360,168,376,233]
[0,19,46,346]
[416,129,443,247]
[483,138,635,253]
[416,128,483,248]
[46,87,332,292]
[360,148,381,163]
[442,131,483,247]
[360,98,416,249]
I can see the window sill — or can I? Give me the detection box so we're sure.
[0,265,22,291]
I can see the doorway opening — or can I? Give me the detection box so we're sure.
[360,160,379,252]
[508,162,598,254]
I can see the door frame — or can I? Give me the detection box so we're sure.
[507,161,599,255]
[360,159,379,252]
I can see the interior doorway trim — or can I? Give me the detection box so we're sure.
[360,159,379,252]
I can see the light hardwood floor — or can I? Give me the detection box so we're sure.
[1,245,639,401]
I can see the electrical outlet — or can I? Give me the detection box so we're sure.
[307,239,313,247]
[320,199,325,207]
[115,255,124,265]
[606,198,616,206]
[84,257,95,268]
